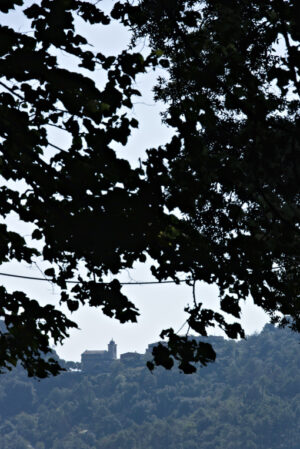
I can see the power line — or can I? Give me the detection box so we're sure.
[0,271,188,286]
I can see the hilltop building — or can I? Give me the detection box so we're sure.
[108,339,117,359]
[81,339,117,373]
[120,352,143,365]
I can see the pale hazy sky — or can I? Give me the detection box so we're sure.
[0,1,267,362]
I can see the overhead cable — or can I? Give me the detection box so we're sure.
[0,271,187,285]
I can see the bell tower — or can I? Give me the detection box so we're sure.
[108,339,117,360]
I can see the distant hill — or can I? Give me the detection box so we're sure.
[0,324,300,449]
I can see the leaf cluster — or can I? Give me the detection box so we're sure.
[0,0,300,376]
[114,0,300,366]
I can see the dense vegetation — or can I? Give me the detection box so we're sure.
[1,0,299,376]
[1,324,300,449]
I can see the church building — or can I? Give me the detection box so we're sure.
[81,339,117,372]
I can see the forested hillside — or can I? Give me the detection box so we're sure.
[1,325,300,449]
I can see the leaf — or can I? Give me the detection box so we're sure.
[155,49,164,57]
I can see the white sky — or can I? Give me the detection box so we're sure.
[0,1,267,362]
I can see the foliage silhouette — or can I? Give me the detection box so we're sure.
[0,0,163,377]
[0,0,299,376]
[113,0,300,369]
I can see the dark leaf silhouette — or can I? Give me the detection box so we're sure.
[0,0,299,376]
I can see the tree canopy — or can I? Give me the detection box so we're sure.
[0,0,299,377]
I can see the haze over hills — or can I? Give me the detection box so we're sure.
[0,324,300,449]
